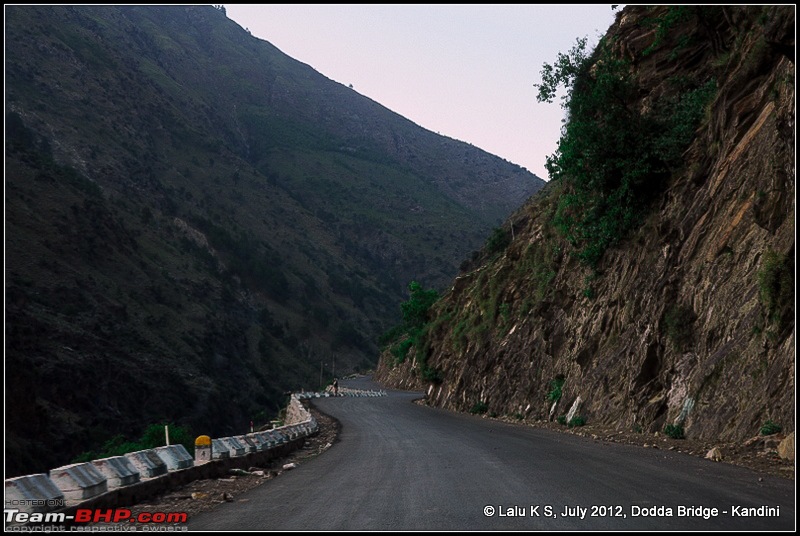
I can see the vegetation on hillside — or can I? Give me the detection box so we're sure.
[5,5,541,477]
[73,423,194,463]
[536,21,716,268]
[380,281,442,382]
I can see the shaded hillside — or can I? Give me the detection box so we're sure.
[377,6,794,444]
[4,5,543,477]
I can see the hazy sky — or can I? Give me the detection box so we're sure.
[225,4,619,181]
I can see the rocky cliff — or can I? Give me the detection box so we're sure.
[377,6,794,443]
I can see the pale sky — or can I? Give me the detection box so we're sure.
[225,4,619,181]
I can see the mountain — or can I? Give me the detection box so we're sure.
[377,6,794,444]
[4,5,543,476]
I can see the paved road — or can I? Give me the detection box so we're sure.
[190,377,794,531]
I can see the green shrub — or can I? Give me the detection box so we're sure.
[420,366,443,384]
[498,302,511,324]
[379,324,406,347]
[140,423,194,453]
[400,281,439,332]
[391,338,414,363]
[557,415,567,425]
[452,319,469,348]
[760,420,782,436]
[757,250,793,333]
[641,6,695,57]
[470,401,489,415]
[568,416,586,427]
[72,422,194,463]
[383,281,439,365]
[547,377,565,402]
[536,36,716,268]
[664,424,685,439]
[485,227,511,256]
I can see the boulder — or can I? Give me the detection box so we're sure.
[705,447,723,462]
[778,432,794,462]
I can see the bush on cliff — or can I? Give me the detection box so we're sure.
[536,36,715,269]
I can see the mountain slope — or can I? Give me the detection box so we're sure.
[377,6,794,444]
[4,5,543,476]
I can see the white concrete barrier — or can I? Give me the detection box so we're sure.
[265,430,284,445]
[211,439,231,459]
[234,435,258,453]
[218,437,246,457]
[252,431,274,448]
[280,426,299,440]
[8,387,363,525]
[4,474,64,514]
[153,445,194,470]
[330,388,387,398]
[91,456,140,489]
[49,463,107,502]
[244,433,269,452]
[268,430,287,444]
[124,450,168,478]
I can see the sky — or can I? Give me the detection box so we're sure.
[224,5,619,181]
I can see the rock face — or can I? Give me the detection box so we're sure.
[377,6,794,444]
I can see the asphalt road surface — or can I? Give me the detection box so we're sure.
[189,377,794,531]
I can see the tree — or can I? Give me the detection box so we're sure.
[400,281,438,332]
[535,35,715,268]
[485,226,511,255]
[535,37,589,105]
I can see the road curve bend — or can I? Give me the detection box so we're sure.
[189,377,794,531]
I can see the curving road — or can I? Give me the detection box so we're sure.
[189,377,794,531]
